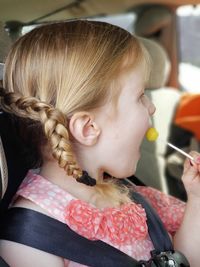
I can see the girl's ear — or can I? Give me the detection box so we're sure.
[69,112,101,146]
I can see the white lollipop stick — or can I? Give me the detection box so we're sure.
[161,139,194,161]
[146,128,194,161]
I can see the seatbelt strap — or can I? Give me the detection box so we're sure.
[133,192,173,252]
[0,207,140,267]
[0,191,173,266]
[0,256,10,267]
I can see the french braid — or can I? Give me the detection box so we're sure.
[0,87,82,178]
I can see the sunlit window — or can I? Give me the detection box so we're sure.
[22,25,37,35]
[177,5,200,92]
[91,13,136,33]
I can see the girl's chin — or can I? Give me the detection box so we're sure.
[109,167,136,179]
[122,156,140,178]
[122,164,138,178]
[104,154,140,179]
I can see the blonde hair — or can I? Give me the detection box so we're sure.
[0,20,150,206]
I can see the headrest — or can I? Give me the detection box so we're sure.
[0,64,7,200]
[135,6,172,37]
[0,21,12,63]
[0,63,4,80]
[140,38,171,89]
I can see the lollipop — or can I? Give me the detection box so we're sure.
[145,127,194,161]
[146,127,159,142]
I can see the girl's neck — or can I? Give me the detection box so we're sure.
[39,160,100,205]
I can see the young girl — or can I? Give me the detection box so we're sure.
[0,20,200,267]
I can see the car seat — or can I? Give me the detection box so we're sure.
[136,38,182,194]
[0,21,29,211]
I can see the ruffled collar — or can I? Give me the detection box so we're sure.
[65,198,148,245]
[17,171,148,245]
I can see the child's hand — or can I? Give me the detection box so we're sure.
[182,151,200,201]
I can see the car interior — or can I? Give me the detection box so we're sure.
[0,0,200,266]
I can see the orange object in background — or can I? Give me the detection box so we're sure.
[174,93,200,140]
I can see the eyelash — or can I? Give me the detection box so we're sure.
[140,93,145,99]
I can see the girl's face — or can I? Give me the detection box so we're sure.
[95,63,156,179]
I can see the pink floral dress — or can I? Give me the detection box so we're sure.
[15,171,185,267]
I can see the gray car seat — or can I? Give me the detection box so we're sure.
[0,133,8,200]
[0,63,7,200]
[135,38,182,194]
[0,64,10,267]
[0,21,11,200]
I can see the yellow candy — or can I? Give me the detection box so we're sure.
[146,127,159,141]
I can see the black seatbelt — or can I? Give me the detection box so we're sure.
[133,192,173,252]
[0,191,190,267]
[0,256,10,267]
[0,207,140,267]
[0,190,174,267]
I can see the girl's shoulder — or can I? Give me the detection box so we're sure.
[134,185,185,208]
[0,239,66,267]
[7,171,73,267]
[12,196,50,216]
[12,170,75,222]
[12,172,149,247]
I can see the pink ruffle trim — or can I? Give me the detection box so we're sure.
[65,199,148,245]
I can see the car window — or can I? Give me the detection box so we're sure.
[177,4,200,93]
